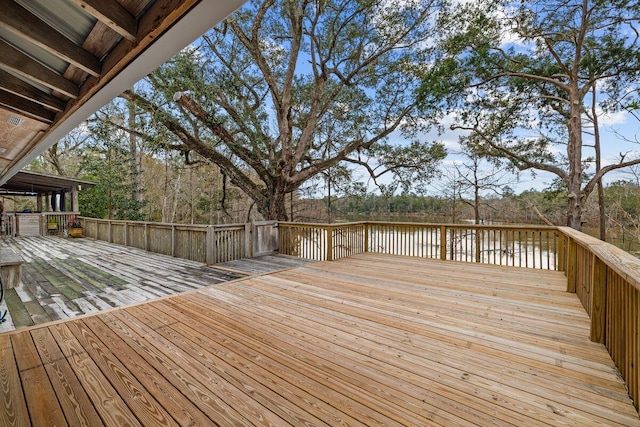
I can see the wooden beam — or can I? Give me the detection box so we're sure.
[70,0,137,41]
[0,69,66,112]
[0,0,101,77]
[0,90,56,123]
[61,0,200,126]
[0,40,79,99]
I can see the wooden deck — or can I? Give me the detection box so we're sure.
[0,236,309,332]
[1,252,639,426]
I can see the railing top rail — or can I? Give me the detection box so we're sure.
[279,220,559,232]
[364,221,559,231]
[278,221,366,228]
[560,226,640,291]
[80,217,249,230]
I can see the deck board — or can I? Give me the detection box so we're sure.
[0,236,309,332]
[1,252,639,426]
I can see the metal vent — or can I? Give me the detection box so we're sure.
[7,116,23,126]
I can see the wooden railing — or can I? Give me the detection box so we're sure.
[279,221,563,269]
[81,218,278,264]
[561,227,639,412]
[42,212,81,236]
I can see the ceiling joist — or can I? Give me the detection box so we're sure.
[0,90,56,123]
[0,40,79,99]
[0,69,66,112]
[0,0,101,77]
[70,0,137,41]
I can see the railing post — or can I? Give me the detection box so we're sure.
[557,232,566,272]
[566,238,577,293]
[326,227,333,261]
[244,223,252,258]
[440,225,447,261]
[108,220,112,243]
[144,223,150,251]
[124,221,129,247]
[590,255,607,343]
[364,223,369,252]
[206,225,215,265]
[171,225,176,257]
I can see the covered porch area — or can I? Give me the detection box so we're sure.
[0,170,95,237]
[1,249,638,426]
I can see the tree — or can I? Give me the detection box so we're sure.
[79,116,146,220]
[420,0,640,230]
[120,0,446,220]
[453,144,516,224]
[28,127,89,177]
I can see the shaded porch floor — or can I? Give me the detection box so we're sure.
[1,252,639,426]
[0,236,309,332]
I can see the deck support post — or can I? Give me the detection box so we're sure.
[590,255,607,343]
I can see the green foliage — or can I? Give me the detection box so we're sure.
[78,119,146,220]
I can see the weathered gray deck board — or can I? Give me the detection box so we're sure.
[0,236,308,332]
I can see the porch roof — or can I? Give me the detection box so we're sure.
[0,0,247,187]
[0,170,95,196]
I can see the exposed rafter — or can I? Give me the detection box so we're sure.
[0,69,66,112]
[70,0,137,41]
[0,0,101,77]
[0,40,79,99]
[0,90,56,123]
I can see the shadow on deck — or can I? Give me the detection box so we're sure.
[0,236,310,332]
[1,251,638,426]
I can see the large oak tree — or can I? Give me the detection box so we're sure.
[121,0,445,220]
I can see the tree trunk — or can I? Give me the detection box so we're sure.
[591,84,606,241]
[566,85,584,230]
[127,94,141,207]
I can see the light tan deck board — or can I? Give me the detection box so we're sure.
[2,253,639,426]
